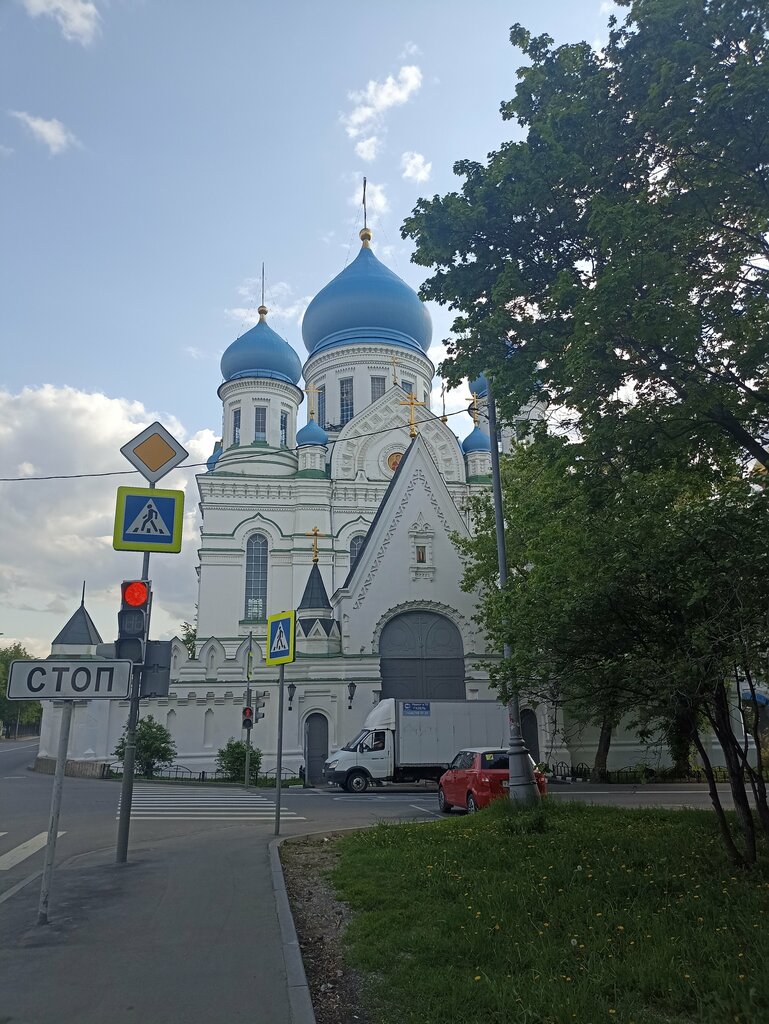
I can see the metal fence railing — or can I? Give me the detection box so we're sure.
[545,762,733,784]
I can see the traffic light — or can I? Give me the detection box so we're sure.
[253,691,267,722]
[116,579,151,664]
[242,706,254,730]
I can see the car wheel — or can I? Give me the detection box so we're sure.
[346,770,369,794]
[438,786,452,814]
[466,793,478,814]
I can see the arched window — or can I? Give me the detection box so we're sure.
[244,533,268,620]
[350,534,366,568]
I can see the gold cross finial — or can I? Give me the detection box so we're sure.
[304,382,319,420]
[467,391,480,426]
[305,526,323,563]
[399,392,426,438]
[391,354,399,385]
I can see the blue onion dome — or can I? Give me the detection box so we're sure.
[462,425,492,454]
[469,373,489,398]
[206,439,222,472]
[302,228,432,356]
[220,306,302,384]
[296,418,328,447]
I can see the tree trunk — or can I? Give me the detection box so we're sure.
[590,717,612,783]
[710,683,756,865]
[691,727,744,866]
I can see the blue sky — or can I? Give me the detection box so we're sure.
[0,0,618,654]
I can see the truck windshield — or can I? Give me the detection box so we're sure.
[341,730,368,752]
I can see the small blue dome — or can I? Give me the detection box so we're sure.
[469,373,489,397]
[302,233,432,356]
[296,418,328,447]
[206,439,223,472]
[462,425,492,454]
[220,308,302,385]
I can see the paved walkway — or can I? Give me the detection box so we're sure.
[0,825,311,1024]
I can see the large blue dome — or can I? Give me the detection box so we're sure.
[462,425,492,454]
[302,230,432,356]
[469,373,489,398]
[296,418,328,447]
[221,307,302,385]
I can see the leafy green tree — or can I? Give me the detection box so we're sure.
[114,714,176,777]
[180,621,197,659]
[456,435,769,864]
[404,0,769,470]
[0,643,41,734]
[216,738,262,785]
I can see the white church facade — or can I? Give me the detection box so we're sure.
[38,227,677,780]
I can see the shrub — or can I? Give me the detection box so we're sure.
[216,738,262,784]
[114,714,176,777]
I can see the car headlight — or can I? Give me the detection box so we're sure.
[325,760,338,771]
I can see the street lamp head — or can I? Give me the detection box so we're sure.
[287,682,297,711]
[347,681,357,709]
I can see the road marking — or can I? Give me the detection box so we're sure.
[0,871,41,906]
[411,804,441,817]
[0,832,6,838]
[129,815,306,821]
[0,832,65,870]
[0,743,38,755]
[2,776,28,780]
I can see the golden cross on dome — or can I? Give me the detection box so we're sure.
[305,526,323,563]
[467,391,480,426]
[399,392,426,438]
[304,382,319,420]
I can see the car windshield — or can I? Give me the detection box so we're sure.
[479,750,509,771]
[341,730,368,752]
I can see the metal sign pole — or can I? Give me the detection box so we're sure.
[37,700,73,925]
[116,532,152,864]
[244,631,253,789]
[274,664,285,836]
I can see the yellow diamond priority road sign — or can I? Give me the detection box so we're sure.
[120,422,188,484]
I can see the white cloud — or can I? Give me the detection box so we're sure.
[0,385,213,655]
[401,150,431,183]
[400,41,421,58]
[10,111,78,154]
[0,144,14,158]
[599,1,617,13]
[348,180,388,216]
[21,0,100,46]
[355,135,380,162]
[343,65,422,139]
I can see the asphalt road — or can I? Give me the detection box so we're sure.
[0,738,741,1024]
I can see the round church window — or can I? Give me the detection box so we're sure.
[387,452,403,472]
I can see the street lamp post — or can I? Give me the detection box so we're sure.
[485,379,540,803]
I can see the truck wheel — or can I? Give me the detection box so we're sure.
[466,793,478,814]
[346,770,369,794]
[438,787,452,814]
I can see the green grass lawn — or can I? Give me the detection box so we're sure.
[331,800,769,1024]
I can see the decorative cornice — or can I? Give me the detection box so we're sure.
[371,600,473,651]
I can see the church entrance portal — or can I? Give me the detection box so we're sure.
[305,713,329,786]
[379,611,465,701]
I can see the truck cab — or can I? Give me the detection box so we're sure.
[323,702,396,792]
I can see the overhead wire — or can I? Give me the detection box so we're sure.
[0,405,475,483]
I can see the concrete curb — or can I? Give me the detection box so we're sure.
[269,837,317,1024]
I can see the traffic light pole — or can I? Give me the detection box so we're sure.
[116,541,152,864]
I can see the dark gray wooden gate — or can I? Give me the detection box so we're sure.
[379,611,465,700]
[521,708,540,762]
[305,712,329,785]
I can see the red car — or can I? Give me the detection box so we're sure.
[438,748,548,813]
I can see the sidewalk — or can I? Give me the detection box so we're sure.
[0,826,310,1024]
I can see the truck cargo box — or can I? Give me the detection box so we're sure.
[395,700,509,767]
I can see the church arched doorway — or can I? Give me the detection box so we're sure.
[379,611,465,700]
[304,713,329,786]
[521,709,540,762]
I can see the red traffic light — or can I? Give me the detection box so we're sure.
[122,580,150,608]
[243,707,253,719]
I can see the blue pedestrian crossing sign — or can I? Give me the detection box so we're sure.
[266,610,296,666]
[113,486,184,553]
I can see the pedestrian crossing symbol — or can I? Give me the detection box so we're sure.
[266,610,296,665]
[113,486,184,553]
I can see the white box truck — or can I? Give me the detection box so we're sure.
[323,698,509,793]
